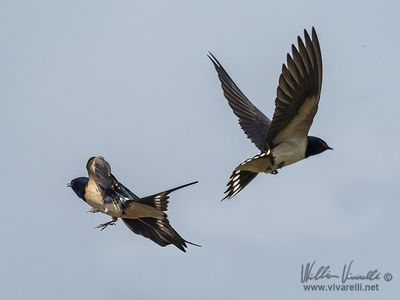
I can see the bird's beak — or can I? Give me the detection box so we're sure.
[328,146,333,150]
[67,182,71,187]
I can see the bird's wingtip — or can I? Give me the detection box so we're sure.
[221,194,231,201]
[187,180,199,187]
[207,52,220,67]
[186,240,202,248]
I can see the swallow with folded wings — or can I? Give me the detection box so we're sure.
[209,27,332,199]
[68,156,200,252]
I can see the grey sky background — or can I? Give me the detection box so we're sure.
[1,0,399,299]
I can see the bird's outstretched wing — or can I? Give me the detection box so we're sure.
[209,53,271,151]
[266,27,323,147]
[122,217,200,252]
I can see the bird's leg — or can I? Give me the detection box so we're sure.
[271,162,285,175]
[270,153,284,174]
[267,151,276,173]
[265,149,275,165]
[95,217,118,231]
[87,208,101,214]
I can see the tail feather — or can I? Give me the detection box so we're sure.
[122,181,200,252]
[223,151,275,199]
[133,181,198,211]
[223,169,258,200]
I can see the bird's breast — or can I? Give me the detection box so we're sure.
[272,138,307,168]
[85,179,106,211]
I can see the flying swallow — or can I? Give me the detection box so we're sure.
[68,156,200,252]
[209,27,332,199]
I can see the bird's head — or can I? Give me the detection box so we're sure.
[67,177,89,201]
[306,136,333,158]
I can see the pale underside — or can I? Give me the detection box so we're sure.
[237,94,318,173]
[237,137,307,173]
[84,179,164,219]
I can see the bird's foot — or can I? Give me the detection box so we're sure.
[95,219,117,231]
[87,208,101,214]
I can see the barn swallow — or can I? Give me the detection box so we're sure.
[68,156,200,252]
[209,27,332,199]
